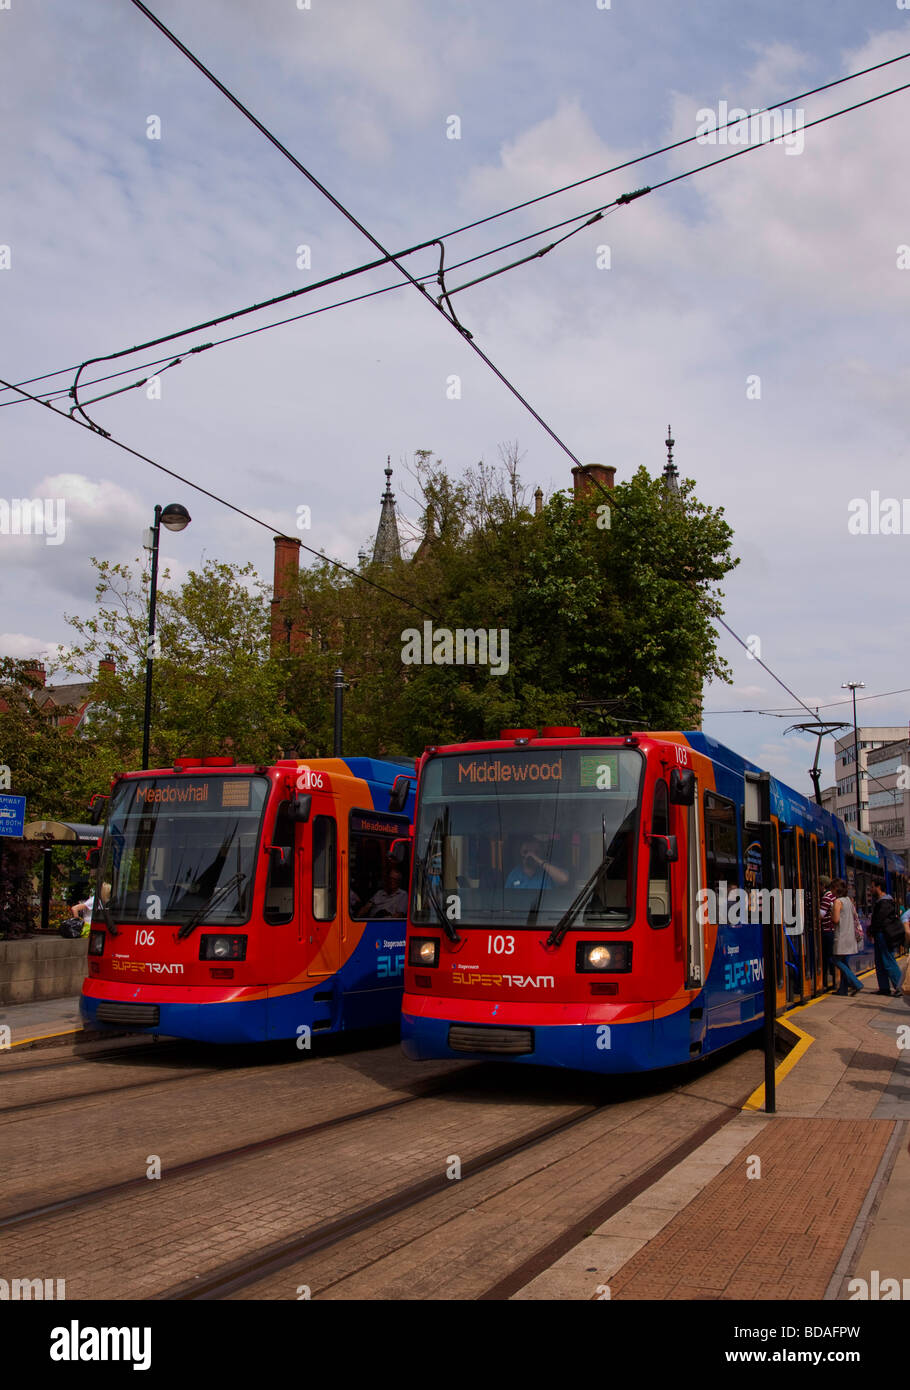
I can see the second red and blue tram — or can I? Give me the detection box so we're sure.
[401,727,905,1072]
[81,755,414,1043]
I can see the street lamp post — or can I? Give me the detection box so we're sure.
[142,503,191,769]
[841,681,865,833]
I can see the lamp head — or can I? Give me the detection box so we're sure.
[160,503,191,532]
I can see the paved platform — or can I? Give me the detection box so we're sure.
[515,968,910,1300]
[0,993,84,1046]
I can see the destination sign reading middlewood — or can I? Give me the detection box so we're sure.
[438,750,630,796]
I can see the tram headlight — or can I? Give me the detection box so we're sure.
[576,941,632,973]
[408,937,439,968]
[199,934,247,961]
[88,931,106,956]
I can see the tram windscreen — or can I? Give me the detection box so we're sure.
[411,749,643,929]
[99,776,268,924]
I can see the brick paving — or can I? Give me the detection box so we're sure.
[606,1116,892,1300]
[515,983,909,1300]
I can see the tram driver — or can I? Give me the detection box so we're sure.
[504,838,569,895]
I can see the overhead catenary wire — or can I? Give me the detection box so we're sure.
[5,44,910,413]
[705,685,910,715]
[120,0,910,475]
[432,46,910,242]
[12,67,908,426]
[8,6,906,770]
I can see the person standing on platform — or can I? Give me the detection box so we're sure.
[830,879,864,996]
[868,882,904,997]
[819,875,837,990]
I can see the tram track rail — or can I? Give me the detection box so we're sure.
[0,1065,220,1118]
[159,1070,758,1302]
[0,1070,472,1231]
[158,1101,604,1300]
[0,1037,183,1078]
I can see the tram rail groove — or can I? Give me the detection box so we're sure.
[477,1088,751,1299]
[0,1075,469,1231]
[0,1065,219,1119]
[158,1102,602,1300]
[181,1074,755,1303]
[0,1037,182,1078]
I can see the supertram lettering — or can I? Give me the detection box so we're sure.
[452,972,555,988]
[112,961,185,975]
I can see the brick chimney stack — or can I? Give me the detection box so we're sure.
[270,536,304,656]
[22,659,46,688]
[98,654,116,676]
[572,463,615,499]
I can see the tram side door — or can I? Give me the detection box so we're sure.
[304,812,340,978]
[684,776,705,994]
[795,829,811,1002]
[745,773,785,1015]
[808,835,822,994]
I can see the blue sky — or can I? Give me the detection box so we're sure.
[2,0,909,794]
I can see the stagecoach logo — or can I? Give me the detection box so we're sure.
[112,961,184,975]
[453,971,555,988]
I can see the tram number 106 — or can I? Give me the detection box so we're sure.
[487,934,515,955]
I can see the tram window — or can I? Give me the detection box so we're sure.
[264,801,295,924]
[312,816,337,921]
[704,791,739,898]
[349,824,409,920]
[648,779,672,928]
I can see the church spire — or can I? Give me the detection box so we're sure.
[371,458,402,565]
[662,424,680,497]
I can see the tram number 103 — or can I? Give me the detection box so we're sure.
[487,934,515,955]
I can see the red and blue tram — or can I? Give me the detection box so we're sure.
[81,755,414,1043]
[401,728,906,1072]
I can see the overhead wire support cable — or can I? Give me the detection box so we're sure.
[0,374,437,620]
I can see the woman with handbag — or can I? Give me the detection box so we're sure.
[831,879,864,997]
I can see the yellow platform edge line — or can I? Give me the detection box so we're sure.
[7,1025,82,1048]
[742,965,878,1111]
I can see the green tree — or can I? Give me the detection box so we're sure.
[61,556,299,767]
[285,451,737,754]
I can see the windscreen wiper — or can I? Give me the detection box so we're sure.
[424,879,461,944]
[416,814,460,943]
[95,896,119,938]
[177,872,247,940]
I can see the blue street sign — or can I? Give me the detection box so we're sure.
[0,795,26,837]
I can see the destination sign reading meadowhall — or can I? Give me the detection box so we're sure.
[438,750,627,795]
[131,779,255,810]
